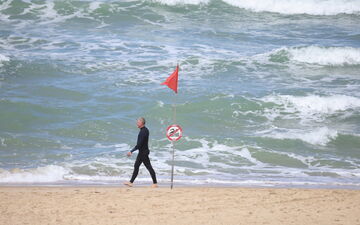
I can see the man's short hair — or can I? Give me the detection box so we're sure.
[137,117,146,125]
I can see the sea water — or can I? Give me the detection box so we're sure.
[0,0,360,188]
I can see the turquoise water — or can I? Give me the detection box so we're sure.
[0,0,360,188]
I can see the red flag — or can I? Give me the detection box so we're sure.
[161,65,179,94]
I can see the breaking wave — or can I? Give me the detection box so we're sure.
[222,0,360,15]
[267,46,360,66]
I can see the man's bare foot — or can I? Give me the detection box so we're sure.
[151,183,158,188]
[123,181,133,187]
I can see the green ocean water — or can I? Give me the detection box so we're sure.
[0,0,360,188]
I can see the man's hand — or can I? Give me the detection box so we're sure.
[127,151,132,157]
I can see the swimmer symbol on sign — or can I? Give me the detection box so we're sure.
[166,124,182,189]
[166,125,182,142]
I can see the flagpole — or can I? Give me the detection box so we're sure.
[173,93,177,124]
[171,79,176,189]
[173,63,178,124]
[170,63,178,189]
[170,140,175,189]
[162,63,179,189]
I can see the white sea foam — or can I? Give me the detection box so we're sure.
[178,138,264,169]
[93,143,130,150]
[0,138,358,185]
[0,0,12,11]
[261,94,360,121]
[175,178,360,187]
[157,100,165,107]
[222,0,360,15]
[0,137,6,147]
[88,2,103,11]
[63,174,121,181]
[0,54,9,68]
[148,0,360,15]
[39,2,58,19]
[149,0,210,6]
[273,46,360,66]
[265,127,338,146]
[236,147,264,165]
[210,94,234,101]
[0,0,11,21]
[0,165,69,183]
[0,54,9,62]
[37,1,86,25]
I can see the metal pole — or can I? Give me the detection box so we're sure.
[170,63,178,189]
[171,80,177,189]
[173,92,177,124]
[170,140,175,189]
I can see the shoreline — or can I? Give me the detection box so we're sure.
[1,184,360,190]
[1,180,360,190]
[1,186,359,225]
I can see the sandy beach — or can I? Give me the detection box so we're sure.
[0,186,359,225]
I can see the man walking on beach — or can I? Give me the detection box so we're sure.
[124,117,158,188]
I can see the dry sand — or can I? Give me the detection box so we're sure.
[0,186,359,225]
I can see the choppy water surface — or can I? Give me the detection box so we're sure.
[0,0,360,188]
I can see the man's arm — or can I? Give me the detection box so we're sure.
[130,129,146,153]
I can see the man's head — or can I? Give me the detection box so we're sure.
[136,117,146,128]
